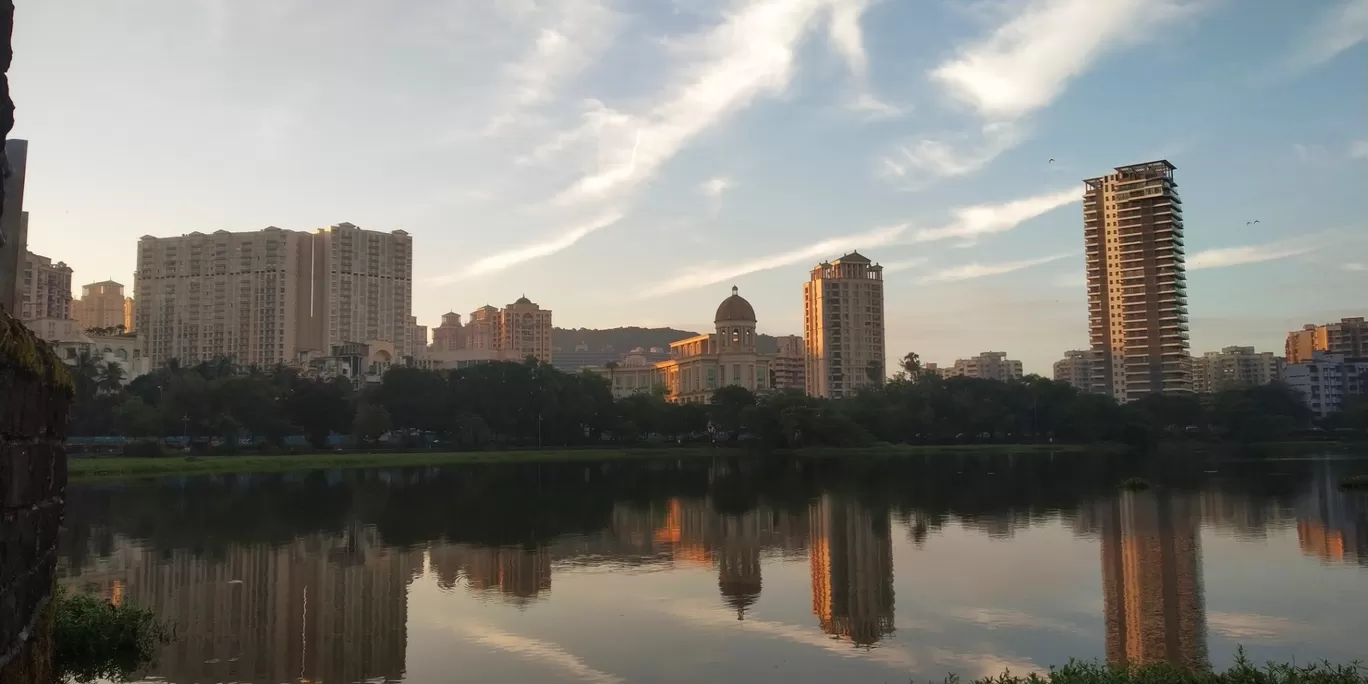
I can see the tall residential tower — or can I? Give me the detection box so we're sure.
[1084,161,1191,402]
[803,252,885,398]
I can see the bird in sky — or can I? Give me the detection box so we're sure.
[1246,220,1261,225]
[1048,158,1056,164]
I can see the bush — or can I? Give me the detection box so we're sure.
[54,589,169,683]
[1120,477,1151,491]
[941,651,1367,684]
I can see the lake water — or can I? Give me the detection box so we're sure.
[59,452,1368,684]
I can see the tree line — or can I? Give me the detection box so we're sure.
[63,350,1362,452]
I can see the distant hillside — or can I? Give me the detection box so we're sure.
[553,326,784,354]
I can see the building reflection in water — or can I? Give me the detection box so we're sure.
[1080,490,1207,671]
[428,544,553,605]
[1295,463,1368,566]
[809,494,896,647]
[60,524,419,684]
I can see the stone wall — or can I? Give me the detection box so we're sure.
[0,312,71,684]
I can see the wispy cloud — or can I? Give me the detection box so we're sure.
[1207,612,1312,641]
[849,93,907,120]
[642,222,907,297]
[456,623,625,684]
[433,210,625,283]
[918,252,1074,283]
[1187,240,1316,271]
[910,187,1080,244]
[1276,0,1368,77]
[1292,143,1329,163]
[1341,262,1366,272]
[1350,139,1368,160]
[883,256,929,274]
[700,176,733,199]
[550,0,876,206]
[884,0,1198,185]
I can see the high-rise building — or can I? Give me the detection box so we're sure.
[0,140,29,313]
[1053,350,1093,391]
[408,315,427,356]
[771,334,806,391]
[72,280,134,331]
[494,296,553,363]
[1285,352,1368,420]
[1084,160,1191,402]
[431,312,464,351]
[1286,317,1367,364]
[942,351,1023,381]
[1090,490,1207,670]
[803,252,886,398]
[465,305,499,350]
[300,223,414,357]
[19,250,72,321]
[1191,346,1283,393]
[135,227,314,367]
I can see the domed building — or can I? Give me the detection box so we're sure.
[592,286,775,402]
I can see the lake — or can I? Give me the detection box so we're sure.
[59,452,1368,684]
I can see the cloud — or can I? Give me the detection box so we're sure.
[930,0,1198,120]
[910,186,1080,244]
[433,210,624,283]
[883,0,1198,185]
[1207,612,1312,641]
[849,93,907,120]
[455,623,625,684]
[700,176,733,199]
[549,0,876,206]
[918,252,1074,283]
[1341,262,1366,272]
[1351,140,1368,160]
[641,222,907,297]
[827,0,873,78]
[882,256,929,274]
[1187,241,1316,271]
[1292,143,1329,163]
[1277,0,1368,76]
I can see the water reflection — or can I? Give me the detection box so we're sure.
[58,453,1368,684]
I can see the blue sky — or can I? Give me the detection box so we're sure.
[13,0,1367,373]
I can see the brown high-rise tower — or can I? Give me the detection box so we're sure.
[1084,160,1192,402]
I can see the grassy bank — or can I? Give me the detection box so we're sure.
[948,653,1366,684]
[67,443,1127,481]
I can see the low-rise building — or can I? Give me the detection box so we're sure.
[29,317,149,384]
[1285,352,1368,420]
[1286,317,1367,364]
[1053,350,1092,391]
[1192,346,1283,393]
[943,351,1023,381]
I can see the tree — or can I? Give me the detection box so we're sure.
[97,360,126,395]
[900,352,922,378]
[284,377,352,448]
[70,350,101,400]
[865,360,883,385]
[709,385,756,440]
[353,402,392,447]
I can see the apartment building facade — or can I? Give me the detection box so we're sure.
[135,227,312,367]
[1285,352,1368,420]
[300,223,415,357]
[431,312,464,351]
[71,279,134,331]
[1084,160,1192,402]
[1286,317,1367,364]
[495,296,553,363]
[943,351,1024,381]
[803,252,886,398]
[1053,350,1093,391]
[19,250,72,321]
[1191,346,1283,393]
[771,334,805,391]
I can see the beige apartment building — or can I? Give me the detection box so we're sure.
[19,250,73,321]
[135,224,413,368]
[803,252,886,398]
[299,223,415,357]
[1286,317,1367,363]
[465,305,499,350]
[771,334,805,391]
[431,312,464,351]
[135,227,312,367]
[495,296,553,363]
[588,287,774,402]
[942,351,1023,381]
[71,280,134,331]
[1191,346,1283,393]
[1053,350,1093,391]
[1084,160,1192,402]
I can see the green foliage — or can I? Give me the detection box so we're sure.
[53,589,169,683]
[353,402,392,446]
[1121,477,1151,491]
[937,650,1366,684]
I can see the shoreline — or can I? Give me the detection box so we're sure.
[67,443,1122,481]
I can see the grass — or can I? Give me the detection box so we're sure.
[942,651,1366,684]
[1340,475,1368,491]
[68,443,1131,481]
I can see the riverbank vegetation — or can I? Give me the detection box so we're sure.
[951,653,1366,684]
[53,589,167,683]
[61,352,1357,456]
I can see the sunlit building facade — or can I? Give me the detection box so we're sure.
[804,252,886,398]
[808,494,895,646]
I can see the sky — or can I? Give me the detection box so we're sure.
[12,0,1368,374]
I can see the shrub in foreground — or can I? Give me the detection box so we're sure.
[54,589,169,683]
[943,652,1367,684]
